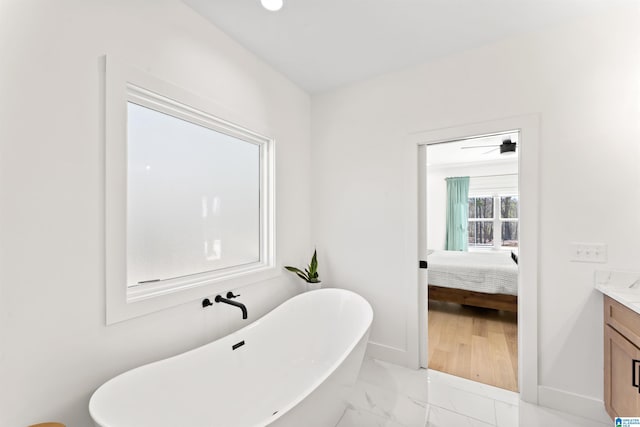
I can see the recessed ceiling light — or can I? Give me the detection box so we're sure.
[261,0,283,11]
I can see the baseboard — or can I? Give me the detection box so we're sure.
[538,385,611,424]
[366,341,412,367]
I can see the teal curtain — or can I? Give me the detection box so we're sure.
[445,176,470,251]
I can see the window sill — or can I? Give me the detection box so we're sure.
[107,265,280,325]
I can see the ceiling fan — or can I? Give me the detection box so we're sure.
[461,138,517,155]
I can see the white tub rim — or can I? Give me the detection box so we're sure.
[89,288,373,427]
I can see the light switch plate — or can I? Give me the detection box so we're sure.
[570,243,607,263]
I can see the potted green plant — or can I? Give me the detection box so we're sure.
[285,249,321,291]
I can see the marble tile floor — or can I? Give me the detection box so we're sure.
[336,357,612,427]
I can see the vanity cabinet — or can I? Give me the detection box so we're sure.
[604,295,640,418]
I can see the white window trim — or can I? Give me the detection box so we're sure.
[104,57,277,324]
[468,194,518,250]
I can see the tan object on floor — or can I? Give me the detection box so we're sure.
[28,423,65,427]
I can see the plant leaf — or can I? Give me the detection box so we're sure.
[285,266,311,281]
[285,266,303,274]
[295,272,309,282]
[310,249,318,274]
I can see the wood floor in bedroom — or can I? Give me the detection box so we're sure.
[428,300,518,392]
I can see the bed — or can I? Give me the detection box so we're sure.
[427,250,518,312]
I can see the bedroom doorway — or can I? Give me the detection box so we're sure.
[425,130,520,392]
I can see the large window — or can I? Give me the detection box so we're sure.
[126,102,262,290]
[468,195,518,249]
[105,57,275,324]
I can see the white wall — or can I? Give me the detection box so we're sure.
[311,4,640,414]
[427,160,518,250]
[0,1,311,425]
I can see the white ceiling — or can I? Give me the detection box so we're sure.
[182,0,632,93]
[426,131,519,167]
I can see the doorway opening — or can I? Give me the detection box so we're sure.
[425,130,520,392]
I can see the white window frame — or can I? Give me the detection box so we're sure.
[468,194,518,250]
[104,57,276,324]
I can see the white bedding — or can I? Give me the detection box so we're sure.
[427,250,518,296]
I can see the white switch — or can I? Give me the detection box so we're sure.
[570,243,607,263]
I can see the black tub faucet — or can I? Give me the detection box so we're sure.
[202,293,248,320]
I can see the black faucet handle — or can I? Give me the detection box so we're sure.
[202,298,213,308]
[226,291,241,299]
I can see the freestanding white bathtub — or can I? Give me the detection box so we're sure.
[89,288,373,427]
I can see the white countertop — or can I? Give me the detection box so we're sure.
[595,270,640,314]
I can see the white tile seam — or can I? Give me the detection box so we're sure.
[424,404,432,427]
[428,401,497,426]
[406,395,429,408]
[335,406,349,426]
[441,381,518,405]
[428,370,520,402]
[346,404,407,427]
[492,399,498,427]
[358,376,430,406]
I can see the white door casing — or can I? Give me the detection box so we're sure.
[404,114,540,404]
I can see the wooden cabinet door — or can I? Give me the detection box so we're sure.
[605,324,640,417]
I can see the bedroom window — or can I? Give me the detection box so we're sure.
[468,195,518,249]
[500,196,518,247]
[468,196,494,247]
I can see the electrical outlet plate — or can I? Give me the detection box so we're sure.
[570,243,607,263]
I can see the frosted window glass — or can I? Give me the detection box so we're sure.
[126,102,260,286]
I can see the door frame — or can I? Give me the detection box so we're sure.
[403,114,540,403]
